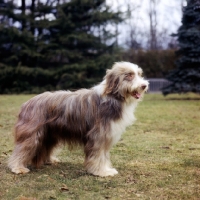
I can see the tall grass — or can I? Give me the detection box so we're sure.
[0,93,200,200]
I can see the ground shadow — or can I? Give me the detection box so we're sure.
[31,161,89,179]
[181,158,200,168]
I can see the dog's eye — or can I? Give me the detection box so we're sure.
[138,72,143,77]
[125,73,135,81]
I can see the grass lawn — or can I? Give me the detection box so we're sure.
[0,93,200,200]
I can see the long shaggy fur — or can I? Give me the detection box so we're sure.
[8,62,149,177]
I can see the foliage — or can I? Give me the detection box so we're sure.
[0,94,200,199]
[122,49,177,78]
[0,0,122,93]
[162,0,200,95]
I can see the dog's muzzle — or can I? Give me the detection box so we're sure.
[131,84,148,99]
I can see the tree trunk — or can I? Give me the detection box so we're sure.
[21,0,26,30]
[148,0,158,50]
[30,0,35,35]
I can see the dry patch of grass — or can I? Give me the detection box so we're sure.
[0,93,200,200]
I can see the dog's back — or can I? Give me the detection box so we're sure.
[15,90,102,144]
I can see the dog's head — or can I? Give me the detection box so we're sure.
[103,62,149,101]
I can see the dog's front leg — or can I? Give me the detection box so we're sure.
[84,127,118,177]
[84,150,118,177]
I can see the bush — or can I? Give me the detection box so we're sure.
[122,49,177,78]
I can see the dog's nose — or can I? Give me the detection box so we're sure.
[141,84,147,90]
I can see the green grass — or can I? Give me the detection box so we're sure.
[0,93,200,200]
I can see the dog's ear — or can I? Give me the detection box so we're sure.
[103,69,120,97]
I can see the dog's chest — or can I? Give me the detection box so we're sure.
[110,102,137,145]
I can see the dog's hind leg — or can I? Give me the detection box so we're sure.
[30,133,60,167]
[44,142,61,165]
[45,154,60,165]
[8,128,44,174]
[8,141,37,174]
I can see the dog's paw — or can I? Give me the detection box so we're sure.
[45,156,60,165]
[50,156,60,163]
[93,168,118,177]
[11,167,30,174]
[105,168,118,176]
[109,168,118,175]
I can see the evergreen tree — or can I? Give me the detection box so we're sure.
[39,0,122,89]
[162,0,200,95]
[0,0,122,93]
[0,0,52,93]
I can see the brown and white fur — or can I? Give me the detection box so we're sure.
[8,62,149,177]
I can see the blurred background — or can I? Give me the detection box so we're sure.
[0,0,199,95]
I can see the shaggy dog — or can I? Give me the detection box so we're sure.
[8,62,149,177]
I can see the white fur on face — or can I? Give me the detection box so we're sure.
[102,62,149,102]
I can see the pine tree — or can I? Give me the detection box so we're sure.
[40,0,122,89]
[162,0,200,95]
[0,0,52,93]
[0,0,122,93]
